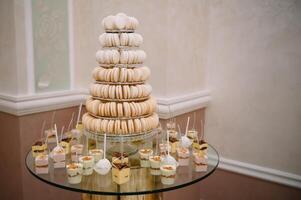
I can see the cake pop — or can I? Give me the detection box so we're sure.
[162,131,178,167]
[180,117,192,148]
[94,134,111,175]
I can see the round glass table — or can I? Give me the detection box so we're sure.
[26,144,219,200]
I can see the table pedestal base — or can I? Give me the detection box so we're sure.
[82,193,163,200]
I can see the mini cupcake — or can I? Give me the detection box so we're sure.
[160,165,176,185]
[149,155,162,175]
[139,148,153,167]
[79,155,95,175]
[66,162,83,184]
[89,149,103,163]
[177,147,190,166]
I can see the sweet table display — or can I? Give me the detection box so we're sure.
[26,13,219,200]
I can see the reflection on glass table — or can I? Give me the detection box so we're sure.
[26,142,218,200]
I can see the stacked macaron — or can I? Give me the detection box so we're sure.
[90,84,152,100]
[96,50,146,64]
[82,113,159,135]
[86,97,157,118]
[92,66,150,83]
[83,13,158,135]
[102,13,139,31]
[99,33,143,47]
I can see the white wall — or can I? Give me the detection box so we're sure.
[205,0,301,175]
[73,0,206,98]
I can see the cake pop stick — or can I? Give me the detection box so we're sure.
[76,103,83,126]
[40,120,46,139]
[103,134,107,159]
[192,112,196,130]
[201,120,204,140]
[185,117,190,136]
[177,124,181,135]
[50,111,56,130]
[60,126,65,141]
[67,112,75,132]
[54,124,59,147]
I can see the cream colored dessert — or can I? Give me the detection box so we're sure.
[139,148,153,167]
[160,165,176,185]
[59,139,71,154]
[79,155,95,175]
[149,155,162,175]
[31,141,47,157]
[45,129,56,143]
[112,152,129,164]
[112,162,130,185]
[52,146,66,168]
[193,151,208,172]
[159,143,171,156]
[169,137,179,153]
[167,130,178,139]
[71,144,84,162]
[89,149,103,163]
[66,162,83,184]
[177,147,190,166]
[35,154,49,174]
[187,130,198,141]
[193,140,208,154]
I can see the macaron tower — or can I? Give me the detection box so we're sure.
[82,13,159,136]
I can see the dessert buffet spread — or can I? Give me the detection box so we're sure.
[30,13,210,188]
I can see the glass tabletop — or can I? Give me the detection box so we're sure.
[25,144,219,196]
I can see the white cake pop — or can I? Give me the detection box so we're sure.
[162,130,178,167]
[180,117,193,148]
[94,134,111,175]
[94,159,111,175]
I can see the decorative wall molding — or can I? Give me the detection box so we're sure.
[210,155,301,189]
[0,89,211,117]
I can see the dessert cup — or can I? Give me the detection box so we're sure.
[35,154,49,174]
[193,152,208,172]
[187,130,198,142]
[112,162,130,185]
[160,165,176,185]
[169,137,179,153]
[66,162,83,184]
[177,147,190,166]
[71,144,84,162]
[159,143,171,156]
[149,155,162,175]
[79,155,95,175]
[45,129,56,143]
[89,149,103,163]
[32,141,47,157]
[139,148,153,167]
[52,146,65,168]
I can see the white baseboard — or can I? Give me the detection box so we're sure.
[0,89,211,117]
[213,155,301,189]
